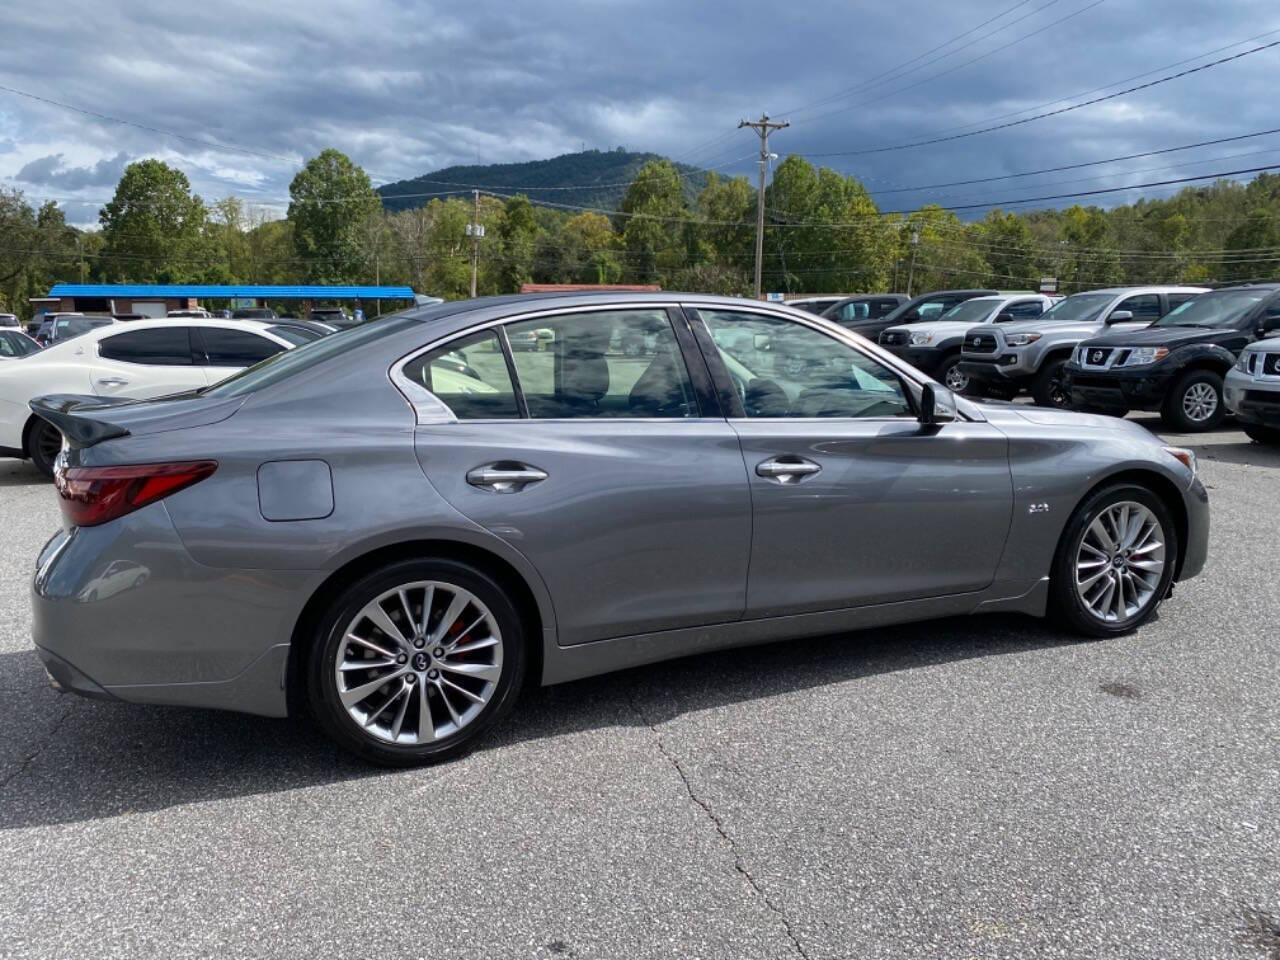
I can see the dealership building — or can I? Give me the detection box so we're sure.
[31,283,418,318]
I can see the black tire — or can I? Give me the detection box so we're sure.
[936,354,969,394]
[1161,369,1225,432]
[307,558,527,767]
[26,418,62,479]
[1031,358,1071,408]
[1242,422,1280,446]
[1049,483,1178,638]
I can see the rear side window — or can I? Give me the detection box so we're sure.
[1117,294,1162,321]
[401,330,519,420]
[196,327,287,366]
[1007,300,1047,320]
[872,300,901,316]
[99,328,193,366]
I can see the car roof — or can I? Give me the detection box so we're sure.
[1075,285,1209,295]
[42,316,288,345]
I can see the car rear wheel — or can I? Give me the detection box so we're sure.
[27,418,62,479]
[1049,483,1177,637]
[1031,358,1070,408]
[308,559,526,766]
[1162,370,1225,432]
[1242,422,1280,445]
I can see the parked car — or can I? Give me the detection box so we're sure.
[111,313,148,322]
[308,307,358,329]
[1225,332,1280,445]
[820,293,910,329]
[1065,284,1280,431]
[0,329,41,358]
[0,313,19,328]
[786,296,847,315]
[28,312,84,340]
[835,290,999,344]
[266,320,338,345]
[29,293,1208,766]
[879,294,1052,392]
[37,315,115,347]
[957,286,1206,406]
[231,307,277,320]
[166,308,214,319]
[0,319,296,476]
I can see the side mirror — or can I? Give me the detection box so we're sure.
[1106,310,1134,324]
[753,333,772,352]
[920,383,958,425]
[995,312,1014,324]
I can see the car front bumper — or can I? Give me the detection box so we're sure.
[1063,362,1176,411]
[1224,368,1280,426]
[882,344,946,376]
[1179,475,1210,582]
[31,505,316,718]
[956,351,1036,385]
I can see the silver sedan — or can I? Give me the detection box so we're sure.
[30,293,1209,765]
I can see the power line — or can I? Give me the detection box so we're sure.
[809,38,1280,158]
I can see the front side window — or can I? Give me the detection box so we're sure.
[939,299,999,325]
[197,328,287,366]
[1153,289,1271,329]
[700,310,913,419]
[1116,294,1162,322]
[401,330,519,420]
[506,310,698,419]
[98,327,193,366]
[1007,299,1047,320]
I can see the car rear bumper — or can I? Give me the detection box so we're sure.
[31,506,314,718]
[1224,369,1280,426]
[1063,363,1175,411]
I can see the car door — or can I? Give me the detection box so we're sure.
[192,326,289,385]
[689,306,1013,618]
[88,326,210,397]
[406,306,753,646]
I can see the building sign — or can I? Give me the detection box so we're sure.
[766,292,785,302]
[1039,277,1058,293]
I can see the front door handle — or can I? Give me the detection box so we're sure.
[97,376,129,387]
[466,462,548,493]
[756,456,822,484]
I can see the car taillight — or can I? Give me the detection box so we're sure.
[53,460,217,527]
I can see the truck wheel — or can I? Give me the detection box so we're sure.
[1161,370,1225,432]
[1242,422,1280,446]
[1031,359,1071,408]
[937,355,969,393]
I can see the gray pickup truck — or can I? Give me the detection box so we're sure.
[957,286,1206,406]
[1225,334,1280,445]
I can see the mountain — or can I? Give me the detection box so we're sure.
[376,148,714,213]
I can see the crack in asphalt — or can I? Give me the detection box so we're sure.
[0,706,71,793]
[629,695,812,960]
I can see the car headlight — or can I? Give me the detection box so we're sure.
[1235,352,1250,372]
[1163,445,1196,478]
[909,332,934,345]
[1005,333,1042,346]
[1120,347,1168,367]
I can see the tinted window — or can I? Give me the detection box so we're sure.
[1007,300,1047,320]
[700,310,913,419]
[1116,294,1162,322]
[267,325,321,345]
[0,331,38,357]
[401,330,519,420]
[1166,293,1199,311]
[1152,289,1272,329]
[99,328,193,365]
[833,301,870,323]
[507,310,698,419]
[197,327,287,366]
[872,300,902,316]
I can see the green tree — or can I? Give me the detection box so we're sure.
[977,210,1038,289]
[619,159,687,283]
[99,159,207,282]
[1221,208,1280,282]
[496,194,539,292]
[288,149,381,283]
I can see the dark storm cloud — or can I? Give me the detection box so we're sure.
[0,0,1277,222]
[16,151,130,190]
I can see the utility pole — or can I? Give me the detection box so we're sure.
[905,228,920,297]
[739,114,788,300]
[465,189,485,298]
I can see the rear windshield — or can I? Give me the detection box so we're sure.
[1152,289,1270,328]
[203,313,422,398]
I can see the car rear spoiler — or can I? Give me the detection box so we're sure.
[29,395,132,449]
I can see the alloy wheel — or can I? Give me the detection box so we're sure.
[1074,501,1166,623]
[1181,382,1218,423]
[37,424,62,465]
[944,365,969,392]
[334,580,503,744]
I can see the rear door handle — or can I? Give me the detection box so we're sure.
[97,376,129,387]
[466,462,548,493]
[756,456,822,484]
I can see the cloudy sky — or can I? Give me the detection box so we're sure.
[2,0,1278,225]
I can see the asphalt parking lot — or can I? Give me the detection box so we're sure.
[0,416,1277,960]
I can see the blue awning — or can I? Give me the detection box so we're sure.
[47,284,416,300]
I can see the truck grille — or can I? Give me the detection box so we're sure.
[880,331,907,346]
[1265,353,1280,377]
[966,333,997,353]
[1244,389,1280,405]
[1080,347,1115,369]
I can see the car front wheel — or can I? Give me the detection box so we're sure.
[1049,483,1178,637]
[308,558,526,766]
[1031,358,1071,408]
[1162,369,1225,432]
[938,355,969,393]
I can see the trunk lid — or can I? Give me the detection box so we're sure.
[30,391,245,449]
